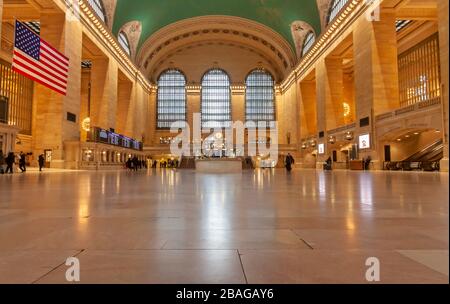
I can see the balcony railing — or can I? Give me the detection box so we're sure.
[376,97,441,123]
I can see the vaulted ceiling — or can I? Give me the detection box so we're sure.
[112,0,322,50]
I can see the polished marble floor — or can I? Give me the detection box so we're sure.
[0,168,448,284]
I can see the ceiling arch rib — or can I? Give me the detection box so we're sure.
[137,16,297,83]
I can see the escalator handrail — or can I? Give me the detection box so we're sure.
[403,139,443,162]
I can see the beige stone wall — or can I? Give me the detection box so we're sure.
[438,0,449,171]
[278,85,298,146]
[299,79,317,139]
[150,44,279,85]
[32,12,83,168]
[2,0,448,170]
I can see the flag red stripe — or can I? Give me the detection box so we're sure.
[13,50,68,85]
[12,66,67,96]
[12,57,67,91]
[40,51,69,73]
[40,40,69,63]
[39,55,68,79]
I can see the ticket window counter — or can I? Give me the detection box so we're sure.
[82,149,95,162]
[0,133,4,152]
[0,124,19,155]
[114,152,121,163]
[101,151,107,163]
[44,150,53,168]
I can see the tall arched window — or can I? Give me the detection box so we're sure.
[245,69,275,125]
[157,69,187,129]
[201,69,231,128]
[118,31,131,56]
[88,0,107,23]
[302,31,315,57]
[327,0,349,25]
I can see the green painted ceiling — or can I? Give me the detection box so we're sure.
[112,0,321,50]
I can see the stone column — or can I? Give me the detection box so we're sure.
[132,83,147,141]
[0,0,3,47]
[315,59,328,166]
[299,80,317,139]
[90,58,118,131]
[32,11,83,169]
[116,75,133,136]
[438,0,449,172]
[146,89,157,146]
[353,9,399,169]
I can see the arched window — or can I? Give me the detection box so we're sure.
[245,69,275,125]
[157,69,187,129]
[88,0,107,23]
[302,31,316,57]
[327,0,349,25]
[201,69,231,128]
[118,31,131,56]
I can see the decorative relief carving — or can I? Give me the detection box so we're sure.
[119,20,142,61]
[290,21,316,59]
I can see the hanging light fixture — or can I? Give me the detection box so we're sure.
[345,131,354,140]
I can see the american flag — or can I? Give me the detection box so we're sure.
[12,20,69,96]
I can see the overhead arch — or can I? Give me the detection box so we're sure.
[137,16,297,83]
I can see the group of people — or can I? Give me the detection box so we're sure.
[125,157,147,171]
[158,159,179,169]
[0,150,46,174]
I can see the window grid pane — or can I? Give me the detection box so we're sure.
[201,69,231,128]
[398,33,441,107]
[0,59,34,135]
[88,0,107,23]
[118,32,131,56]
[302,32,315,57]
[245,70,275,124]
[327,0,349,25]
[157,70,187,129]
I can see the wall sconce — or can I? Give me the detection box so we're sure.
[301,142,308,149]
[309,139,317,147]
[345,131,354,141]
[328,135,336,144]
[82,117,91,132]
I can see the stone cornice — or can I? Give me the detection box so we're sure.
[59,0,152,93]
[281,0,367,93]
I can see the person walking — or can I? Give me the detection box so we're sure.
[38,154,45,172]
[19,152,26,173]
[0,150,5,174]
[5,152,15,174]
[285,153,295,172]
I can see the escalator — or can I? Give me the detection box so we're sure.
[403,139,443,162]
[386,139,443,171]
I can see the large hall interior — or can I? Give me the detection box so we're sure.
[0,0,448,284]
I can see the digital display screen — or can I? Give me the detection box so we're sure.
[318,143,325,155]
[122,137,131,148]
[359,134,371,150]
[97,129,109,144]
[109,133,120,146]
[90,127,142,151]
